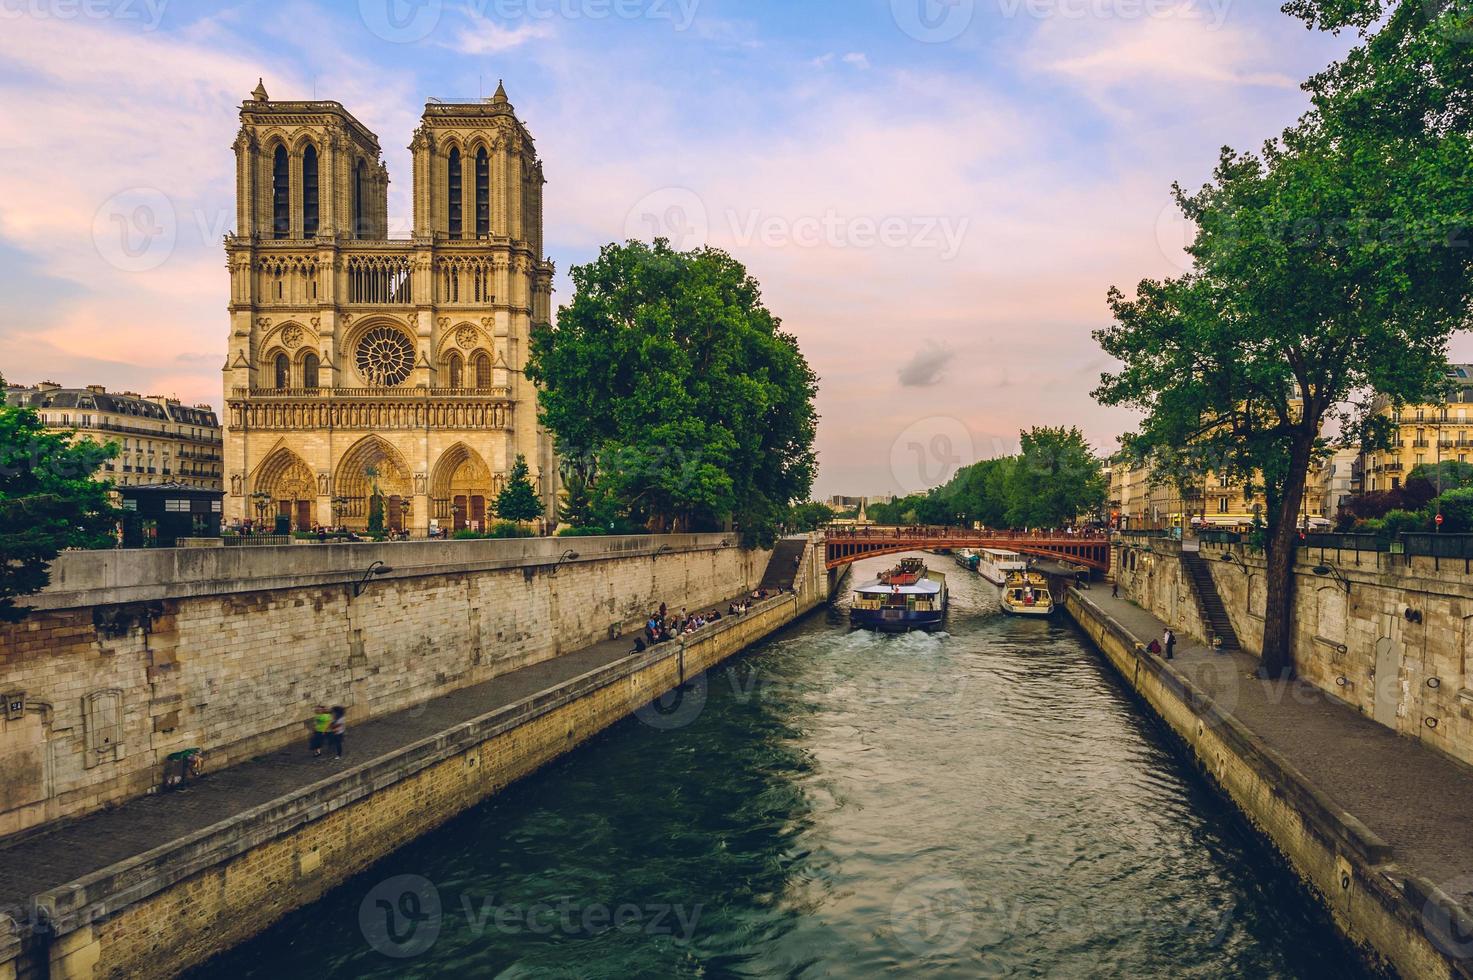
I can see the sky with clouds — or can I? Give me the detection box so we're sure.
[1,0,1454,498]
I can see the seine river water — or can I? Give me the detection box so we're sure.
[198,555,1372,978]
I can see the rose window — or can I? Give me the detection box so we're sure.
[355,328,415,387]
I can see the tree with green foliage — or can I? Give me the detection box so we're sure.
[526,240,818,546]
[867,491,958,527]
[1436,488,1473,534]
[557,468,599,531]
[0,384,120,621]
[1095,2,1473,677]
[786,501,836,532]
[496,454,544,524]
[1003,427,1106,528]
[1410,461,1473,495]
[366,492,385,536]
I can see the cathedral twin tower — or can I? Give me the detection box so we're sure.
[223,80,557,533]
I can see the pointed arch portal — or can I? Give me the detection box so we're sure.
[335,435,413,530]
[251,446,315,530]
[431,442,493,531]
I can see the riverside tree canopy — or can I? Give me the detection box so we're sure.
[1093,0,1473,677]
[526,240,818,545]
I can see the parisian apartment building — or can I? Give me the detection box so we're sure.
[4,382,223,491]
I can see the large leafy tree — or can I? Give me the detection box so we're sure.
[1095,1,1473,677]
[1004,427,1107,529]
[526,240,819,545]
[0,384,119,621]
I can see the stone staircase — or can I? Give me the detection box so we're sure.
[1181,551,1241,652]
[759,538,808,592]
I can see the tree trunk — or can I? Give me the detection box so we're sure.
[1259,433,1316,679]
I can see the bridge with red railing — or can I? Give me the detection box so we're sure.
[823,527,1111,572]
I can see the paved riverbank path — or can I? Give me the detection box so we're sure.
[1089,590,1473,909]
[0,593,771,920]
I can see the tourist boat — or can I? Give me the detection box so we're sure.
[953,548,981,573]
[1001,570,1054,617]
[977,548,1028,586]
[850,557,948,632]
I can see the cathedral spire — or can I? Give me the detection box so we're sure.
[251,78,269,102]
[491,80,509,106]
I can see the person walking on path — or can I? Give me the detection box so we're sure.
[307,705,331,757]
[1111,580,1119,598]
[1163,628,1176,661]
[327,706,347,759]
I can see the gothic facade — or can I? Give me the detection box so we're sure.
[223,80,557,532]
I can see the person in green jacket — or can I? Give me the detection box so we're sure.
[307,705,331,757]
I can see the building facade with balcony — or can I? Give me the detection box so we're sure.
[223,80,557,532]
[4,382,223,491]
[1362,365,1473,493]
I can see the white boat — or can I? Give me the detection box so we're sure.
[1002,571,1055,617]
[977,548,1028,586]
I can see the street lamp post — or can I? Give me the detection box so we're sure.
[350,560,393,599]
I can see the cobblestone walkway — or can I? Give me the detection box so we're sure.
[1089,591,1473,906]
[0,597,765,920]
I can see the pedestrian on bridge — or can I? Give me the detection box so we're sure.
[1163,629,1176,661]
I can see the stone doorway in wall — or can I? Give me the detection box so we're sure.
[433,443,495,533]
[1373,630,1401,729]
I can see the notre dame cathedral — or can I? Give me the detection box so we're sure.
[222,79,557,532]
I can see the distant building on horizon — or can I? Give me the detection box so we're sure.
[5,381,223,491]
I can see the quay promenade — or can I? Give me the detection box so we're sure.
[1072,589,1473,978]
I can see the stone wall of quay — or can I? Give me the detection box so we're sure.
[4,587,823,980]
[1065,591,1468,980]
[1112,540,1473,770]
[0,535,768,840]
